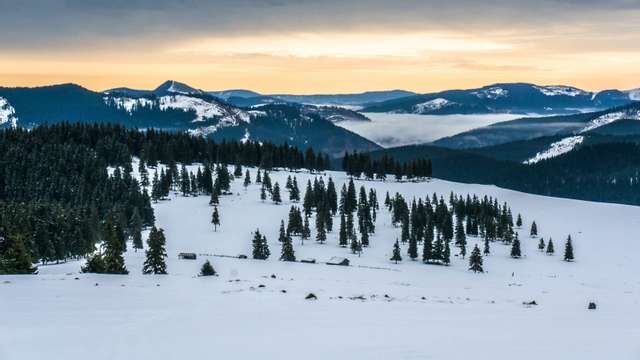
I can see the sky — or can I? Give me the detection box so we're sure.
[1,0,640,94]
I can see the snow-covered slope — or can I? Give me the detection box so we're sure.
[579,107,640,133]
[2,163,640,359]
[0,96,18,128]
[413,98,454,112]
[534,85,589,97]
[523,136,584,164]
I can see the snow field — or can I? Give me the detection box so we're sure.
[2,165,640,359]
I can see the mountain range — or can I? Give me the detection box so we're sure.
[0,81,379,156]
[360,83,639,115]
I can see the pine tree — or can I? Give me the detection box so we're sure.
[390,240,402,264]
[252,230,270,260]
[563,235,574,262]
[130,208,144,252]
[468,245,484,273]
[180,164,190,196]
[516,214,523,228]
[260,184,267,201]
[211,206,221,231]
[199,260,216,276]
[538,238,545,251]
[255,169,262,183]
[243,170,251,188]
[315,214,327,244]
[272,182,282,204]
[142,227,167,274]
[338,214,348,247]
[278,220,287,242]
[289,177,300,202]
[407,231,418,260]
[510,233,522,258]
[103,216,128,274]
[350,236,362,256]
[209,188,219,205]
[483,236,491,255]
[301,216,311,244]
[546,238,555,255]
[0,234,37,274]
[81,254,105,274]
[234,164,243,178]
[442,240,451,265]
[455,217,467,258]
[280,232,296,262]
[530,221,538,237]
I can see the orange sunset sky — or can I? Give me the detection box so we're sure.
[1,0,639,93]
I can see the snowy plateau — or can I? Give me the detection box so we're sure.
[1,161,639,360]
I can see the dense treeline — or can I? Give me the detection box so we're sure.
[342,151,432,180]
[0,123,331,273]
[366,142,640,205]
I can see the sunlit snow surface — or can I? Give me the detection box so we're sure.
[523,136,584,164]
[2,162,640,359]
[579,108,640,133]
[337,113,522,147]
[0,96,18,128]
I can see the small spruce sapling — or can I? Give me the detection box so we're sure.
[199,260,216,276]
[390,239,402,264]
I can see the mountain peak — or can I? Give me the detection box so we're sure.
[153,80,202,96]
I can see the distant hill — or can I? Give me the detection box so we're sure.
[361,83,637,115]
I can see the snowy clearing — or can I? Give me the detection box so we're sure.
[523,136,584,164]
[1,165,640,360]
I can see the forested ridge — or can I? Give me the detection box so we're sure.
[0,123,332,273]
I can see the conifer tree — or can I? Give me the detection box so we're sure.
[360,226,369,247]
[510,233,522,258]
[315,214,327,244]
[252,230,270,260]
[211,206,221,231]
[455,217,467,258]
[103,216,128,274]
[143,227,167,274]
[272,182,282,204]
[303,181,314,216]
[200,260,216,276]
[442,240,451,265]
[0,234,37,274]
[209,188,219,205]
[408,231,418,260]
[280,232,296,262]
[546,238,555,255]
[530,221,538,237]
[289,177,300,202]
[351,236,362,256]
[339,214,348,247]
[564,235,574,262]
[234,164,243,178]
[301,216,311,244]
[432,233,444,263]
[483,236,491,255]
[468,245,484,273]
[263,171,272,192]
[180,164,190,196]
[390,240,402,264]
[255,169,262,183]
[130,208,144,252]
[279,220,287,243]
[538,238,545,252]
[516,214,523,228]
[260,184,267,202]
[81,253,105,274]
[243,170,251,188]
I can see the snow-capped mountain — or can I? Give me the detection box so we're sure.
[361,83,638,115]
[0,82,379,155]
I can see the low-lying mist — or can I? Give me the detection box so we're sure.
[338,113,525,148]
